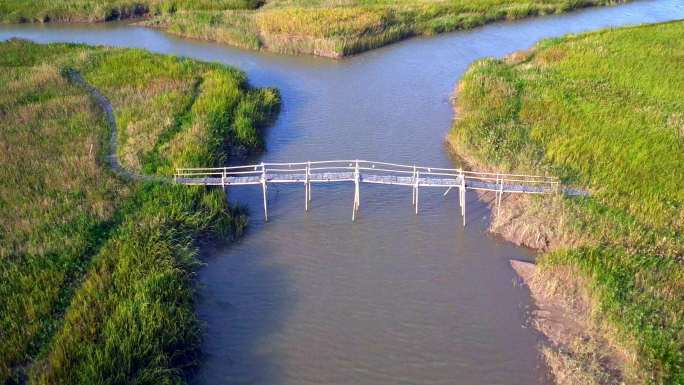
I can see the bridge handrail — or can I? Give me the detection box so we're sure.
[359,167,459,178]
[175,161,557,179]
[176,165,262,171]
[255,166,308,173]
[175,170,261,176]
[354,160,556,180]
[175,160,554,171]
[308,165,355,170]
[174,160,560,186]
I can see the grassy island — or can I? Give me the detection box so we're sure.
[1,0,625,57]
[0,39,279,384]
[450,21,683,385]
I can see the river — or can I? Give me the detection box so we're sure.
[2,2,682,383]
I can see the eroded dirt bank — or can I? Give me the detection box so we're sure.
[447,86,624,385]
[511,261,625,385]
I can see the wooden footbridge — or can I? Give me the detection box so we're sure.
[175,160,582,223]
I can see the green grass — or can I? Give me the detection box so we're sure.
[146,0,625,57]
[0,0,263,23]
[450,21,684,384]
[1,0,624,57]
[0,39,279,384]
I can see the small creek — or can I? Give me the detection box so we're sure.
[2,2,683,383]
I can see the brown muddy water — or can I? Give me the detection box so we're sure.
[2,2,683,383]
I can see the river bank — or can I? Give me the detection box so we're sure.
[448,21,684,384]
[510,260,626,385]
[2,0,626,58]
[0,39,279,384]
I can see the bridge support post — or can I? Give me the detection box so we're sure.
[222,167,227,195]
[307,161,312,204]
[460,170,466,227]
[496,174,503,219]
[261,163,268,222]
[414,170,420,215]
[412,165,416,206]
[305,161,310,211]
[352,160,360,221]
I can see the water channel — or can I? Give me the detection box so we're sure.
[3,2,683,383]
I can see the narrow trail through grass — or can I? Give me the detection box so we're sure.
[0,39,279,385]
[65,69,168,183]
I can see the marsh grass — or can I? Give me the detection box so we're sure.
[143,0,624,57]
[77,48,278,174]
[0,0,624,57]
[146,10,263,51]
[0,0,263,23]
[0,39,279,384]
[450,21,684,384]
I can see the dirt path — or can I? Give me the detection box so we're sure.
[65,69,170,183]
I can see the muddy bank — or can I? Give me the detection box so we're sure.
[511,261,625,385]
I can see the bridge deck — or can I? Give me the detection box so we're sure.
[175,172,561,194]
[173,160,585,222]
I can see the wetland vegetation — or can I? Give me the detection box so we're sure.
[0,39,279,384]
[2,0,626,57]
[450,20,684,385]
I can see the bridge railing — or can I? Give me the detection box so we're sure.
[174,164,263,179]
[461,171,559,194]
[174,160,560,192]
[174,160,568,222]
